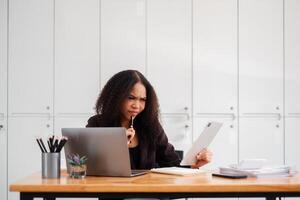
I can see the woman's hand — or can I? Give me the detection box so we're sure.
[191,148,213,169]
[126,128,135,145]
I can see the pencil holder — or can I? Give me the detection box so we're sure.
[42,153,61,179]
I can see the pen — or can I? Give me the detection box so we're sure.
[49,135,54,151]
[36,135,68,153]
[39,138,47,153]
[47,140,52,152]
[53,137,59,151]
[55,137,68,152]
[130,116,134,128]
[36,138,45,153]
[128,116,134,144]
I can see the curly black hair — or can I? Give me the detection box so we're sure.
[94,70,161,150]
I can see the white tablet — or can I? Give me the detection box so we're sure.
[180,122,222,165]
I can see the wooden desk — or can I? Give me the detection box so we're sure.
[10,171,300,200]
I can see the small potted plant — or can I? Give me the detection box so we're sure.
[67,153,88,178]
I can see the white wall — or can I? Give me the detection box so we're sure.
[1,0,300,200]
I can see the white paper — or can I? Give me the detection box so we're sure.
[219,165,292,177]
[180,122,222,165]
[151,167,204,176]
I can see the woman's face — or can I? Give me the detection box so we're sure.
[120,82,147,122]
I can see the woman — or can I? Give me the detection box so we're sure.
[86,70,212,169]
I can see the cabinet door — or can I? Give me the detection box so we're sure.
[160,115,192,153]
[285,118,300,171]
[193,117,238,169]
[101,0,146,86]
[239,118,283,165]
[54,117,89,168]
[0,119,7,200]
[0,0,7,199]
[239,0,283,114]
[147,0,191,114]
[8,117,53,200]
[8,0,53,115]
[55,0,100,116]
[285,0,300,114]
[193,0,237,114]
[0,0,7,118]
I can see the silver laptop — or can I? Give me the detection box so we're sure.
[62,127,148,177]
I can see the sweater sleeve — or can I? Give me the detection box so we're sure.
[155,124,181,167]
[86,115,100,127]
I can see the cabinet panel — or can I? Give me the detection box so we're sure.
[0,119,7,200]
[160,115,192,153]
[285,117,300,200]
[101,0,146,86]
[239,0,283,113]
[1,0,8,199]
[193,117,238,169]
[285,118,300,171]
[55,0,100,115]
[54,117,89,169]
[8,0,53,114]
[0,0,7,117]
[193,0,237,114]
[285,0,300,114]
[147,0,191,114]
[8,117,53,200]
[239,118,283,165]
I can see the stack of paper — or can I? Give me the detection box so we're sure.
[150,167,205,176]
[219,165,292,177]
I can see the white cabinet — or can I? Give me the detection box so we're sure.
[285,0,300,176]
[8,0,53,115]
[0,0,7,199]
[100,0,146,86]
[0,0,7,118]
[147,0,191,114]
[160,115,192,153]
[55,0,100,116]
[54,117,89,135]
[285,0,300,114]
[0,119,7,200]
[8,117,53,200]
[147,0,191,155]
[239,0,283,114]
[239,118,283,165]
[193,0,237,114]
[285,118,300,171]
[193,117,238,169]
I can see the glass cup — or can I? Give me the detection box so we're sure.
[69,164,87,179]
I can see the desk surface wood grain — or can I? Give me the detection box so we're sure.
[9,171,300,193]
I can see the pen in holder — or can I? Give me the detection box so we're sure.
[36,135,68,179]
[42,152,60,179]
